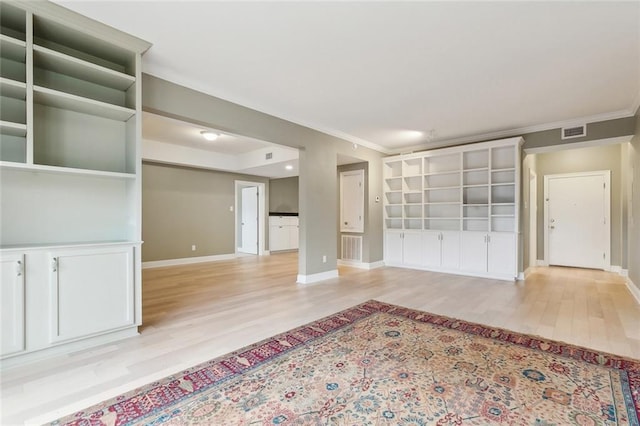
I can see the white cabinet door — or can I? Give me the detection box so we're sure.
[290,218,299,249]
[1,254,25,357]
[385,231,404,264]
[403,232,423,267]
[50,246,134,343]
[440,231,461,270]
[422,231,441,268]
[269,225,285,251]
[460,232,488,273]
[488,233,517,277]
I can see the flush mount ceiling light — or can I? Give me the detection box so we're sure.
[200,130,218,141]
[285,164,293,170]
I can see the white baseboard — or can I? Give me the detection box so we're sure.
[142,253,238,269]
[297,269,339,284]
[517,272,525,281]
[625,277,640,306]
[535,260,547,267]
[337,260,385,270]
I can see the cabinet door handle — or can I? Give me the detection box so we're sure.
[483,235,487,243]
[17,260,22,276]
[52,257,58,272]
[487,235,491,243]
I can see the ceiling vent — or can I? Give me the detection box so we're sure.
[265,152,273,160]
[561,125,586,140]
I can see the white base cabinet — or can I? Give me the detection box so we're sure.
[460,232,517,279]
[269,216,299,252]
[384,231,423,267]
[0,242,139,367]
[1,253,25,357]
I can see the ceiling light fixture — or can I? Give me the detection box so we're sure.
[200,130,218,141]
[285,164,293,170]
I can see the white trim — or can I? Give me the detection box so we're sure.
[517,272,525,281]
[620,269,628,277]
[610,265,622,274]
[296,269,339,284]
[626,277,640,306]
[524,136,633,155]
[142,253,237,269]
[234,180,267,256]
[536,259,547,267]
[337,259,385,270]
[543,170,611,270]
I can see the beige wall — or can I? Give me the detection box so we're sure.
[628,112,640,289]
[269,177,298,213]
[142,162,268,262]
[532,144,624,266]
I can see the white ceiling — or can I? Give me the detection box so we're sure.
[58,1,639,154]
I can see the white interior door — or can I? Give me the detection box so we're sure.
[241,187,258,254]
[340,170,364,233]
[545,172,609,269]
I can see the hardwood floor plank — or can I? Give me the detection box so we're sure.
[1,254,638,425]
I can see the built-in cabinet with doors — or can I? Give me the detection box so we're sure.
[269,215,299,252]
[383,137,522,280]
[0,1,150,366]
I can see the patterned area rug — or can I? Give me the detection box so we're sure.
[53,300,640,425]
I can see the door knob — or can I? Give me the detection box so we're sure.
[550,226,555,229]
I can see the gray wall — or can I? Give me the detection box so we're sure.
[143,74,384,276]
[629,112,640,289]
[142,162,268,262]
[532,144,624,266]
[269,177,298,213]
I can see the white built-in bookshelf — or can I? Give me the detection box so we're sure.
[0,1,150,366]
[383,137,522,280]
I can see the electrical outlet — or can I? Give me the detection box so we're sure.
[322,255,327,263]
[191,245,196,251]
[229,206,234,212]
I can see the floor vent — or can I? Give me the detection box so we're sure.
[561,125,586,140]
[341,235,363,262]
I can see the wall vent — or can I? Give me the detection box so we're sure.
[341,235,363,262]
[561,125,586,140]
[265,152,273,160]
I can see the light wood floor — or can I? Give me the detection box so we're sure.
[1,253,639,425]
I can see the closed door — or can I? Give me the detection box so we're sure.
[1,254,24,356]
[546,173,608,269]
[403,232,423,266]
[241,187,258,254]
[460,232,488,273]
[487,233,516,277]
[422,231,441,268]
[385,231,403,264]
[440,231,460,269]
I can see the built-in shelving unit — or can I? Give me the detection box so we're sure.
[0,0,150,367]
[383,137,523,280]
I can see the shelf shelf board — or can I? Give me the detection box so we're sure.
[425,217,461,220]
[424,185,460,191]
[0,161,136,179]
[385,176,402,181]
[403,173,422,178]
[491,182,515,187]
[491,214,515,218]
[33,45,136,91]
[403,190,422,194]
[492,167,516,172]
[463,167,489,172]
[463,183,489,188]
[0,77,26,99]
[0,120,27,137]
[424,170,460,176]
[0,34,26,62]
[463,203,489,206]
[464,217,489,220]
[33,86,135,121]
[424,201,460,205]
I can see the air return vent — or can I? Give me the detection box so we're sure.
[265,152,273,160]
[341,235,363,262]
[561,125,586,140]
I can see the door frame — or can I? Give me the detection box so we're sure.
[234,180,266,256]
[543,170,610,269]
[529,170,537,268]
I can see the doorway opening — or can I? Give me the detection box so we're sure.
[235,180,266,255]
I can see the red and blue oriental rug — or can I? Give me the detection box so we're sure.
[53,300,640,425]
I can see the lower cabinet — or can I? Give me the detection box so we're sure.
[50,247,135,343]
[460,232,517,278]
[0,242,139,366]
[269,216,299,251]
[385,230,517,280]
[1,253,25,357]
